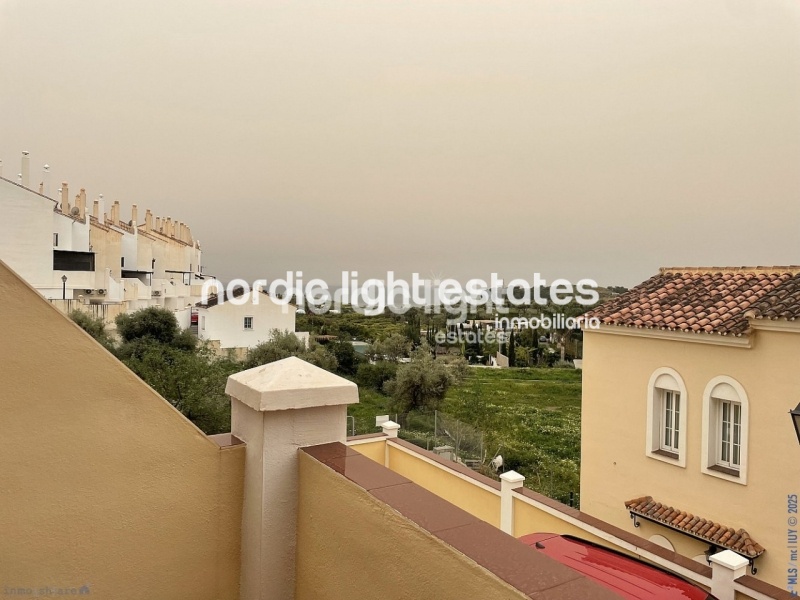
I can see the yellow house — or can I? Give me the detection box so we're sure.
[581,267,800,589]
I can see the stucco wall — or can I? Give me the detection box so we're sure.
[387,443,501,527]
[198,296,297,350]
[0,178,57,288]
[347,438,386,463]
[295,451,529,600]
[580,327,800,588]
[0,260,245,599]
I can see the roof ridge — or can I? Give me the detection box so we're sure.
[660,266,800,275]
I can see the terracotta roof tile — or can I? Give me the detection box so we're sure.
[588,267,800,336]
[625,496,764,559]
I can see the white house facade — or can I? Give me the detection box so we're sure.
[195,292,299,352]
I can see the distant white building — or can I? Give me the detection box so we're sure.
[0,151,206,316]
[194,290,307,357]
[0,150,310,350]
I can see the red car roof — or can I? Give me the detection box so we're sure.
[519,533,716,600]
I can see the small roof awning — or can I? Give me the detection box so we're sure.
[625,496,764,560]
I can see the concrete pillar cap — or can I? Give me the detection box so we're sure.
[709,550,749,571]
[225,356,358,412]
[500,470,525,484]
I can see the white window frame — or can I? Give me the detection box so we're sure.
[646,368,688,467]
[661,389,681,455]
[701,376,749,485]
[243,316,254,331]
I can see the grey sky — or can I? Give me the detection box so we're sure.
[2,0,799,287]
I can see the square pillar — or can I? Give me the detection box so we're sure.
[500,470,525,535]
[226,357,358,600]
[709,550,749,600]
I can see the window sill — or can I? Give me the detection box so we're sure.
[646,449,685,468]
[653,449,679,460]
[708,464,740,478]
[702,464,746,485]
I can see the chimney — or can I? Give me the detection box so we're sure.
[166,217,173,237]
[144,209,153,232]
[93,200,100,220]
[21,151,30,188]
[78,188,87,219]
[111,200,120,225]
[61,183,69,214]
[131,204,138,226]
[42,165,51,196]
[155,216,162,232]
[39,182,43,194]
[97,195,105,222]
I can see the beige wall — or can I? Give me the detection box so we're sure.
[388,444,500,527]
[347,439,386,464]
[89,221,123,284]
[580,327,800,588]
[0,260,244,599]
[295,451,529,600]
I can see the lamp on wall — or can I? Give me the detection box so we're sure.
[61,275,68,300]
[791,403,800,445]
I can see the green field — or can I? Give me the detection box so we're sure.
[348,366,583,505]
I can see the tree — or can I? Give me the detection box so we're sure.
[115,307,196,360]
[122,343,235,434]
[243,330,338,372]
[115,306,181,345]
[369,333,411,362]
[328,338,361,376]
[69,310,114,350]
[404,309,421,346]
[356,361,398,393]
[243,330,306,368]
[386,345,465,413]
[507,330,516,367]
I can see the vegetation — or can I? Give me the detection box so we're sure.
[444,368,582,503]
[71,302,589,504]
[69,310,114,350]
[384,346,467,413]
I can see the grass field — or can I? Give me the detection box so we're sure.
[347,366,583,504]
[443,368,582,503]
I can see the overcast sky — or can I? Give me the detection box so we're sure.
[1,0,799,287]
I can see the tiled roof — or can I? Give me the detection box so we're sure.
[625,496,764,559]
[748,274,800,321]
[588,267,800,336]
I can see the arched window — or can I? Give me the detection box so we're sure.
[702,376,749,485]
[646,368,688,467]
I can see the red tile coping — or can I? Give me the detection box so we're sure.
[587,267,800,336]
[625,496,764,559]
[346,432,388,441]
[302,442,622,600]
[338,439,789,599]
[208,433,244,448]
[736,574,797,600]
